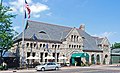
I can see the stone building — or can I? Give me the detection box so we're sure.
[12,20,111,66]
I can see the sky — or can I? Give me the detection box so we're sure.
[2,0,120,44]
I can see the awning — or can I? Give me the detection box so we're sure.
[71,53,85,58]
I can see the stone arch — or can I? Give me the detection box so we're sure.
[85,53,89,63]
[96,54,100,64]
[103,54,108,64]
[67,50,80,59]
[91,54,95,64]
[105,54,108,58]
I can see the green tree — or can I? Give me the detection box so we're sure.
[0,4,17,63]
[111,42,120,49]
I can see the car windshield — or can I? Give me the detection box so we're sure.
[40,63,46,65]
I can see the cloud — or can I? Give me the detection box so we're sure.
[92,32,117,38]
[42,0,49,2]
[9,0,50,18]
[46,12,52,16]
[33,14,40,18]
[13,26,20,31]
[30,3,49,14]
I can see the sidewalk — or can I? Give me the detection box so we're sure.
[0,66,82,73]
[1,64,120,73]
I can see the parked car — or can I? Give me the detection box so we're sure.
[35,62,61,71]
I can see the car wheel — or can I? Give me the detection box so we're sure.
[41,67,45,71]
[55,67,59,70]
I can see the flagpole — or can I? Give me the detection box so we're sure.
[21,0,25,67]
[1,0,3,5]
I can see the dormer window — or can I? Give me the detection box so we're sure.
[98,44,102,47]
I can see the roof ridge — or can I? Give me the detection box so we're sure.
[28,20,73,29]
[92,36,104,39]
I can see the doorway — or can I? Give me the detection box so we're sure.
[70,57,81,66]
[74,57,81,66]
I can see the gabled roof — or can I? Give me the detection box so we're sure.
[15,20,102,51]
[77,30,101,51]
[15,20,72,42]
[92,37,104,44]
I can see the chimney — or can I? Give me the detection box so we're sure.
[79,24,85,31]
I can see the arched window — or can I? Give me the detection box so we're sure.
[30,43,33,48]
[77,36,79,42]
[96,54,100,64]
[26,43,29,48]
[71,35,73,41]
[40,44,42,48]
[91,54,95,64]
[105,54,108,58]
[69,45,71,48]
[43,44,45,48]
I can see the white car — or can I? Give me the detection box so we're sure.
[35,62,61,71]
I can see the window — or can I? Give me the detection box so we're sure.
[43,44,45,48]
[74,45,76,48]
[55,45,57,48]
[71,35,73,41]
[47,63,51,65]
[74,35,76,42]
[98,44,102,47]
[26,43,29,47]
[77,45,78,48]
[40,44,42,48]
[69,45,71,48]
[34,43,36,47]
[30,43,33,48]
[58,45,60,48]
[77,36,79,42]
[52,45,54,48]
[72,45,74,48]
[79,45,81,48]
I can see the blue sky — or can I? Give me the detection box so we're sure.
[3,0,120,44]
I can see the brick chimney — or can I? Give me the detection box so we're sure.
[79,24,85,31]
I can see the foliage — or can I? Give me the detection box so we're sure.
[111,42,120,49]
[0,4,17,59]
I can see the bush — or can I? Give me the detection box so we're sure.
[0,65,4,70]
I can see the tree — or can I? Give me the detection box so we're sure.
[0,4,17,63]
[111,42,120,49]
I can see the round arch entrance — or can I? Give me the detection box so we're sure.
[70,53,89,66]
[91,54,95,64]
[96,54,100,64]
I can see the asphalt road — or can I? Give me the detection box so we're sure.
[1,65,120,73]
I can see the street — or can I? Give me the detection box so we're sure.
[1,65,120,73]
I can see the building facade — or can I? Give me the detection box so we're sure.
[111,48,120,64]
[12,20,111,66]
